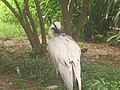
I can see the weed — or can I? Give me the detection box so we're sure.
[0,57,120,90]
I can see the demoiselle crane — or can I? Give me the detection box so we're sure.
[48,22,81,90]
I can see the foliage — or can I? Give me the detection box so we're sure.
[41,0,61,27]
[0,0,61,28]
[0,21,25,40]
[107,31,120,45]
[82,0,120,43]
[82,0,110,40]
[0,0,23,24]
[106,0,120,45]
[1,0,48,56]
[0,0,119,45]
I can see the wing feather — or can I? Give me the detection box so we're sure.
[48,35,81,90]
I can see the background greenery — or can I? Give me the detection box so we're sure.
[0,0,119,45]
[0,0,120,89]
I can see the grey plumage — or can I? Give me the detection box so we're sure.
[48,22,81,90]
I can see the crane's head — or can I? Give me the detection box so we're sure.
[48,21,63,39]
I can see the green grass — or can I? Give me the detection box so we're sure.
[82,62,120,90]
[0,56,120,90]
[0,21,26,40]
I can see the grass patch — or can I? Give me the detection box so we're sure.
[82,61,120,90]
[0,57,120,90]
[0,57,58,89]
[0,21,26,40]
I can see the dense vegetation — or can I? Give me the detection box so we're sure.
[0,0,120,90]
[0,0,120,45]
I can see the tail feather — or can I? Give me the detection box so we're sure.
[72,62,81,90]
[59,64,73,90]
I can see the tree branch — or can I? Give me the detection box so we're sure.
[24,0,43,50]
[2,0,44,56]
[68,0,76,17]
[1,0,30,37]
[2,0,19,18]
[24,4,37,34]
[14,0,22,15]
[73,0,90,41]
[34,0,47,52]
[60,0,72,35]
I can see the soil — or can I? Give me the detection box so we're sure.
[82,42,120,68]
[0,38,120,67]
[0,38,120,90]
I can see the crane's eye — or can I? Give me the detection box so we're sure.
[51,27,60,35]
[51,27,55,30]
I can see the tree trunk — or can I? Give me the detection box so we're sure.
[23,0,44,56]
[34,0,47,53]
[73,0,90,41]
[2,0,44,56]
[60,0,72,36]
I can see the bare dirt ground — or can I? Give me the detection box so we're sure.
[0,38,120,67]
[0,38,120,90]
[82,42,120,68]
